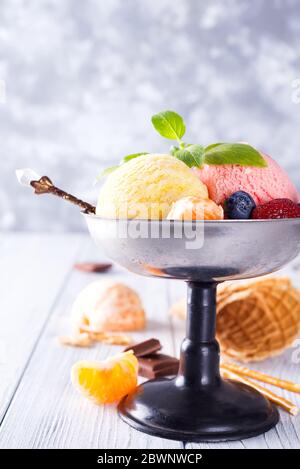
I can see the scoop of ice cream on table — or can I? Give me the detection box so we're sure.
[71,280,146,333]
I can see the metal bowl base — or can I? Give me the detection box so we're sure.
[118,281,279,442]
[118,378,279,442]
[84,217,300,442]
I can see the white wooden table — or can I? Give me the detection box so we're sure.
[0,233,300,449]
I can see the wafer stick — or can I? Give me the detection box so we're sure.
[221,367,298,415]
[222,362,300,394]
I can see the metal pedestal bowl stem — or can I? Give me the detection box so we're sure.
[84,216,300,442]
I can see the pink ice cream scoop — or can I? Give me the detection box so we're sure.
[195,154,299,206]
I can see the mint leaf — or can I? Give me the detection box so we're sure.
[170,145,180,156]
[151,110,186,141]
[98,153,149,180]
[170,142,193,156]
[175,144,204,168]
[205,143,222,151]
[96,166,118,180]
[204,143,267,168]
[121,152,148,163]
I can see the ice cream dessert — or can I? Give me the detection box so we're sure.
[17,110,300,221]
[97,148,300,221]
[195,153,299,207]
[95,110,299,221]
[96,153,208,219]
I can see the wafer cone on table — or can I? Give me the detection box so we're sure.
[169,277,300,362]
[169,278,292,320]
[217,277,292,307]
[216,277,300,362]
[168,283,245,320]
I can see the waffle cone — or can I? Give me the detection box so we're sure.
[217,277,292,306]
[217,278,300,362]
[170,277,300,362]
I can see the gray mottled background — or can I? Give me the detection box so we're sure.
[1,0,300,231]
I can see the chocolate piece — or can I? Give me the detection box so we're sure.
[124,338,162,357]
[74,262,112,273]
[31,176,96,214]
[138,353,179,379]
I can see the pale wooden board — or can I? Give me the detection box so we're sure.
[1,234,300,449]
[0,237,181,449]
[168,261,300,449]
[0,233,83,423]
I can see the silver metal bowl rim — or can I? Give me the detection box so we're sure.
[82,213,300,225]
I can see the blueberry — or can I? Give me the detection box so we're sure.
[225,191,256,219]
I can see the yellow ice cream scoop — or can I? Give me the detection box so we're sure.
[96,153,208,219]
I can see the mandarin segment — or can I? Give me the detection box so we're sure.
[167,196,223,220]
[71,351,138,404]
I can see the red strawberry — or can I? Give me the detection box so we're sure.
[252,199,300,219]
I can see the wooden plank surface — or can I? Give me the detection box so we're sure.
[0,236,180,449]
[0,234,299,448]
[0,233,83,423]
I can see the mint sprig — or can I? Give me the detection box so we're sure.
[98,166,119,178]
[174,144,204,168]
[99,110,267,178]
[204,143,267,168]
[121,152,149,163]
[151,110,267,169]
[97,152,148,180]
[151,110,186,143]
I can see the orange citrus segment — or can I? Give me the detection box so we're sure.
[167,196,224,220]
[71,351,138,404]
